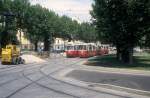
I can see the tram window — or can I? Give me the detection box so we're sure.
[78,45,86,50]
[74,46,76,50]
[78,45,81,50]
[93,46,95,50]
[68,46,74,50]
[89,45,92,50]
[83,45,86,50]
[74,46,77,50]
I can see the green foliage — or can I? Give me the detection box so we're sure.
[24,5,43,43]
[91,0,150,63]
[0,0,18,47]
[79,22,97,42]
[0,0,98,51]
[87,53,150,70]
[11,0,30,29]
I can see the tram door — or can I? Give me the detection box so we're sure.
[78,45,89,58]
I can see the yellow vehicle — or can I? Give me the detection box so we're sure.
[1,44,25,65]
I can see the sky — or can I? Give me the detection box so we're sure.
[30,0,93,23]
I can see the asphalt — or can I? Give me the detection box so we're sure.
[66,70,150,92]
[0,54,127,98]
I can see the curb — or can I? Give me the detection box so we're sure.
[52,68,150,98]
[81,62,150,76]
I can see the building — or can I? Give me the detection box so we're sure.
[52,38,84,52]
[16,31,34,50]
[52,38,66,52]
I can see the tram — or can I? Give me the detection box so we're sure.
[78,44,88,58]
[66,43,110,58]
[97,45,109,55]
[65,45,78,58]
[89,44,97,56]
[78,44,97,58]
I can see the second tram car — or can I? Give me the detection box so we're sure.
[78,44,97,58]
[78,44,89,58]
[97,45,109,55]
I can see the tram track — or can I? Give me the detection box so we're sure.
[2,53,126,98]
[39,58,126,98]
[0,63,46,98]
[0,62,41,73]
[0,65,18,70]
[4,53,81,98]
[3,63,46,98]
[26,54,124,98]
[21,55,82,98]
[0,63,43,88]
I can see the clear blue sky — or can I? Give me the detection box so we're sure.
[30,0,93,23]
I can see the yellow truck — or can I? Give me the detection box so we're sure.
[1,44,25,65]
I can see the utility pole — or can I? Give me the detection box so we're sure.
[19,28,22,49]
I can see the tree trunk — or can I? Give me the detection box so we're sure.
[121,47,133,64]
[116,45,122,61]
[129,47,133,64]
[34,42,38,52]
[19,29,22,49]
[44,36,50,51]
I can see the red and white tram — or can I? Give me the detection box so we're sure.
[78,44,97,58]
[65,45,78,58]
[97,45,109,55]
[66,43,109,58]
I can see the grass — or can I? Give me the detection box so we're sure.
[86,52,150,70]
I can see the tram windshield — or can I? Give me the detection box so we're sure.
[77,45,87,50]
[66,46,74,50]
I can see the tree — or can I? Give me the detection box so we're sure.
[11,0,30,29]
[24,4,43,51]
[0,0,98,53]
[91,0,150,64]
[79,22,97,43]
[58,16,97,43]
[24,4,58,51]
[11,0,30,47]
[59,16,74,40]
[0,0,18,48]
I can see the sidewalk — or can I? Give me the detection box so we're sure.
[52,62,150,98]
[81,64,150,76]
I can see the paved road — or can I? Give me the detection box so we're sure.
[66,70,150,92]
[0,53,126,98]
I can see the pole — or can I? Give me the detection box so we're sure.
[19,29,22,49]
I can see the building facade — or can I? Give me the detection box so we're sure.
[16,31,34,50]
